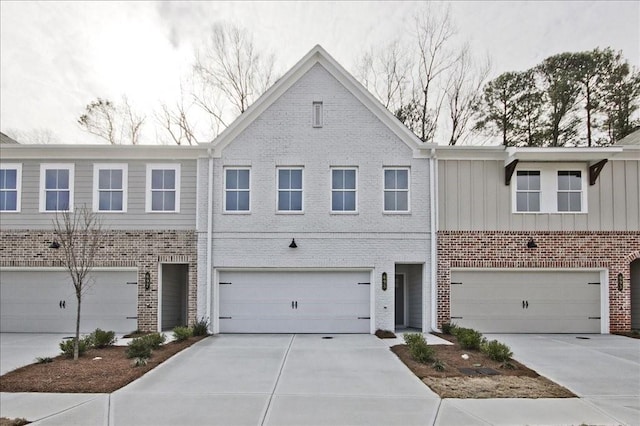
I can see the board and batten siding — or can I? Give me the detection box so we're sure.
[438,159,640,232]
[1,159,198,230]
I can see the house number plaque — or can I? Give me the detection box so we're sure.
[382,272,387,291]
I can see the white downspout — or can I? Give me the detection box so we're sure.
[206,150,213,333]
[430,149,440,333]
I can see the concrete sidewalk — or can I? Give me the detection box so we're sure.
[1,333,637,425]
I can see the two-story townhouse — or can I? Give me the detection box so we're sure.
[435,140,640,334]
[194,46,437,334]
[0,145,202,333]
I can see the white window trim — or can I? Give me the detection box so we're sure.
[0,163,22,212]
[276,167,304,214]
[330,167,358,214]
[223,167,251,214]
[39,163,74,212]
[93,163,128,213]
[145,163,181,213]
[383,167,411,214]
[312,101,323,128]
[511,163,588,214]
[514,170,541,213]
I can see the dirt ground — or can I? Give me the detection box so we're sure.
[391,336,576,399]
[0,336,206,393]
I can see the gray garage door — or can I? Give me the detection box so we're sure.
[450,270,601,333]
[218,270,371,333]
[0,269,138,333]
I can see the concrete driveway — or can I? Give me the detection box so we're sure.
[0,333,67,375]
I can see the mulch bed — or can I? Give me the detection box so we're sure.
[0,336,207,393]
[391,334,576,398]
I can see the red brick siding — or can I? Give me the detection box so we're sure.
[0,230,197,332]
[437,231,640,332]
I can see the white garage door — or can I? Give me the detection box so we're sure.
[450,270,602,333]
[0,269,138,333]
[218,271,371,333]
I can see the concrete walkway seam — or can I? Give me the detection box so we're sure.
[31,394,104,424]
[259,334,296,426]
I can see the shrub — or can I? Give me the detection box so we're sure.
[89,328,117,348]
[441,322,457,335]
[481,339,513,362]
[139,332,166,349]
[173,326,193,342]
[432,359,446,372]
[453,327,485,350]
[35,356,53,364]
[126,337,152,359]
[59,336,91,358]
[404,333,435,363]
[132,357,148,367]
[403,332,424,347]
[375,329,396,339]
[191,317,210,337]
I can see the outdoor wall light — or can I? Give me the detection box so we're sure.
[526,238,538,249]
[289,238,297,248]
[382,272,388,291]
[144,271,151,290]
[49,240,60,249]
[617,273,624,292]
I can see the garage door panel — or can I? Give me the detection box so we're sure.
[450,270,601,333]
[218,271,371,333]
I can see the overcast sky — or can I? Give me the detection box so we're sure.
[1,1,638,145]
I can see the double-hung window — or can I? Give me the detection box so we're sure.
[515,171,540,212]
[331,168,357,212]
[0,163,21,212]
[224,168,250,212]
[94,164,127,212]
[383,168,409,212]
[146,164,180,212]
[40,164,74,212]
[557,171,582,212]
[277,168,303,212]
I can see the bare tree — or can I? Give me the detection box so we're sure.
[52,205,103,360]
[78,96,145,144]
[446,46,491,145]
[192,22,276,137]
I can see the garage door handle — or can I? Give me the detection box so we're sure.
[295,301,298,309]
[59,300,66,309]
[292,301,294,309]
[522,300,529,309]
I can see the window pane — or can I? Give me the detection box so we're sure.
[99,192,111,210]
[344,191,356,211]
[163,170,175,190]
[238,170,249,189]
[396,192,408,211]
[46,170,57,189]
[163,191,175,210]
[226,170,238,190]
[332,191,343,211]
[112,191,123,210]
[384,191,395,211]
[58,191,69,210]
[152,170,163,189]
[557,192,569,211]
[290,170,302,190]
[516,172,528,190]
[332,170,343,190]
[226,191,238,211]
[0,170,4,189]
[396,170,408,189]
[111,170,123,189]
[278,191,290,210]
[278,170,290,190]
[344,170,356,189]
[569,192,581,211]
[516,192,527,211]
[45,191,57,210]
[238,191,249,211]
[290,192,302,210]
[0,169,16,189]
[0,192,16,211]
[528,193,540,211]
[384,170,395,190]
[152,192,163,211]
[529,172,540,190]
[99,170,111,189]
[569,171,581,190]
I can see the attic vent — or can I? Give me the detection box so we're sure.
[312,101,323,128]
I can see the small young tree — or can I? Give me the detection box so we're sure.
[52,205,103,360]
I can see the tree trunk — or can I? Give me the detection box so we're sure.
[586,85,592,147]
[74,292,82,361]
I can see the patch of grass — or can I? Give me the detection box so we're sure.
[131,357,148,367]
[35,357,53,364]
[191,317,210,337]
[440,322,457,335]
[173,326,193,342]
[432,359,446,371]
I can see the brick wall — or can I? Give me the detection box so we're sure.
[437,231,640,332]
[0,230,197,332]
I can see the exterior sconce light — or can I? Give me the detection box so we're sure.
[527,238,538,249]
[289,238,297,248]
[144,271,151,290]
[617,273,624,292]
[382,272,388,291]
[49,240,60,249]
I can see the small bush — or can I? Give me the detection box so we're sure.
[403,332,424,347]
[35,356,53,364]
[453,327,485,350]
[139,332,166,349]
[59,336,91,358]
[89,328,116,348]
[132,357,148,367]
[501,360,516,370]
[126,337,152,359]
[432,359,446,372]
[375,329,396,339]
[441,322,457,335]
[404,333,435,363]
[481,339,513,362]
[173,326,193,342]
[191,317,210,336]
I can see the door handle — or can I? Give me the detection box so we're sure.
[295,301,298,309]
[522,300,525,309]
[59,300,63,309]
[525,301,529,309]
[291,301,294,309]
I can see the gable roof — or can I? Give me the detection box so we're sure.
[205,45,430,157]
[0,132,19,144]
[615,129,640,146]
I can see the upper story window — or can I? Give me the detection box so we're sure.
[40,164,74,212]
[146,164,180,212]
[94,164,127,212]
[312,101,323,127]
[224,168,250,212]
[0,163,21,212]
[511,164,587,214]
[277,168,303,212]
[331,168,357,213]
[516,171,540,212]
[383,168,410,212]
